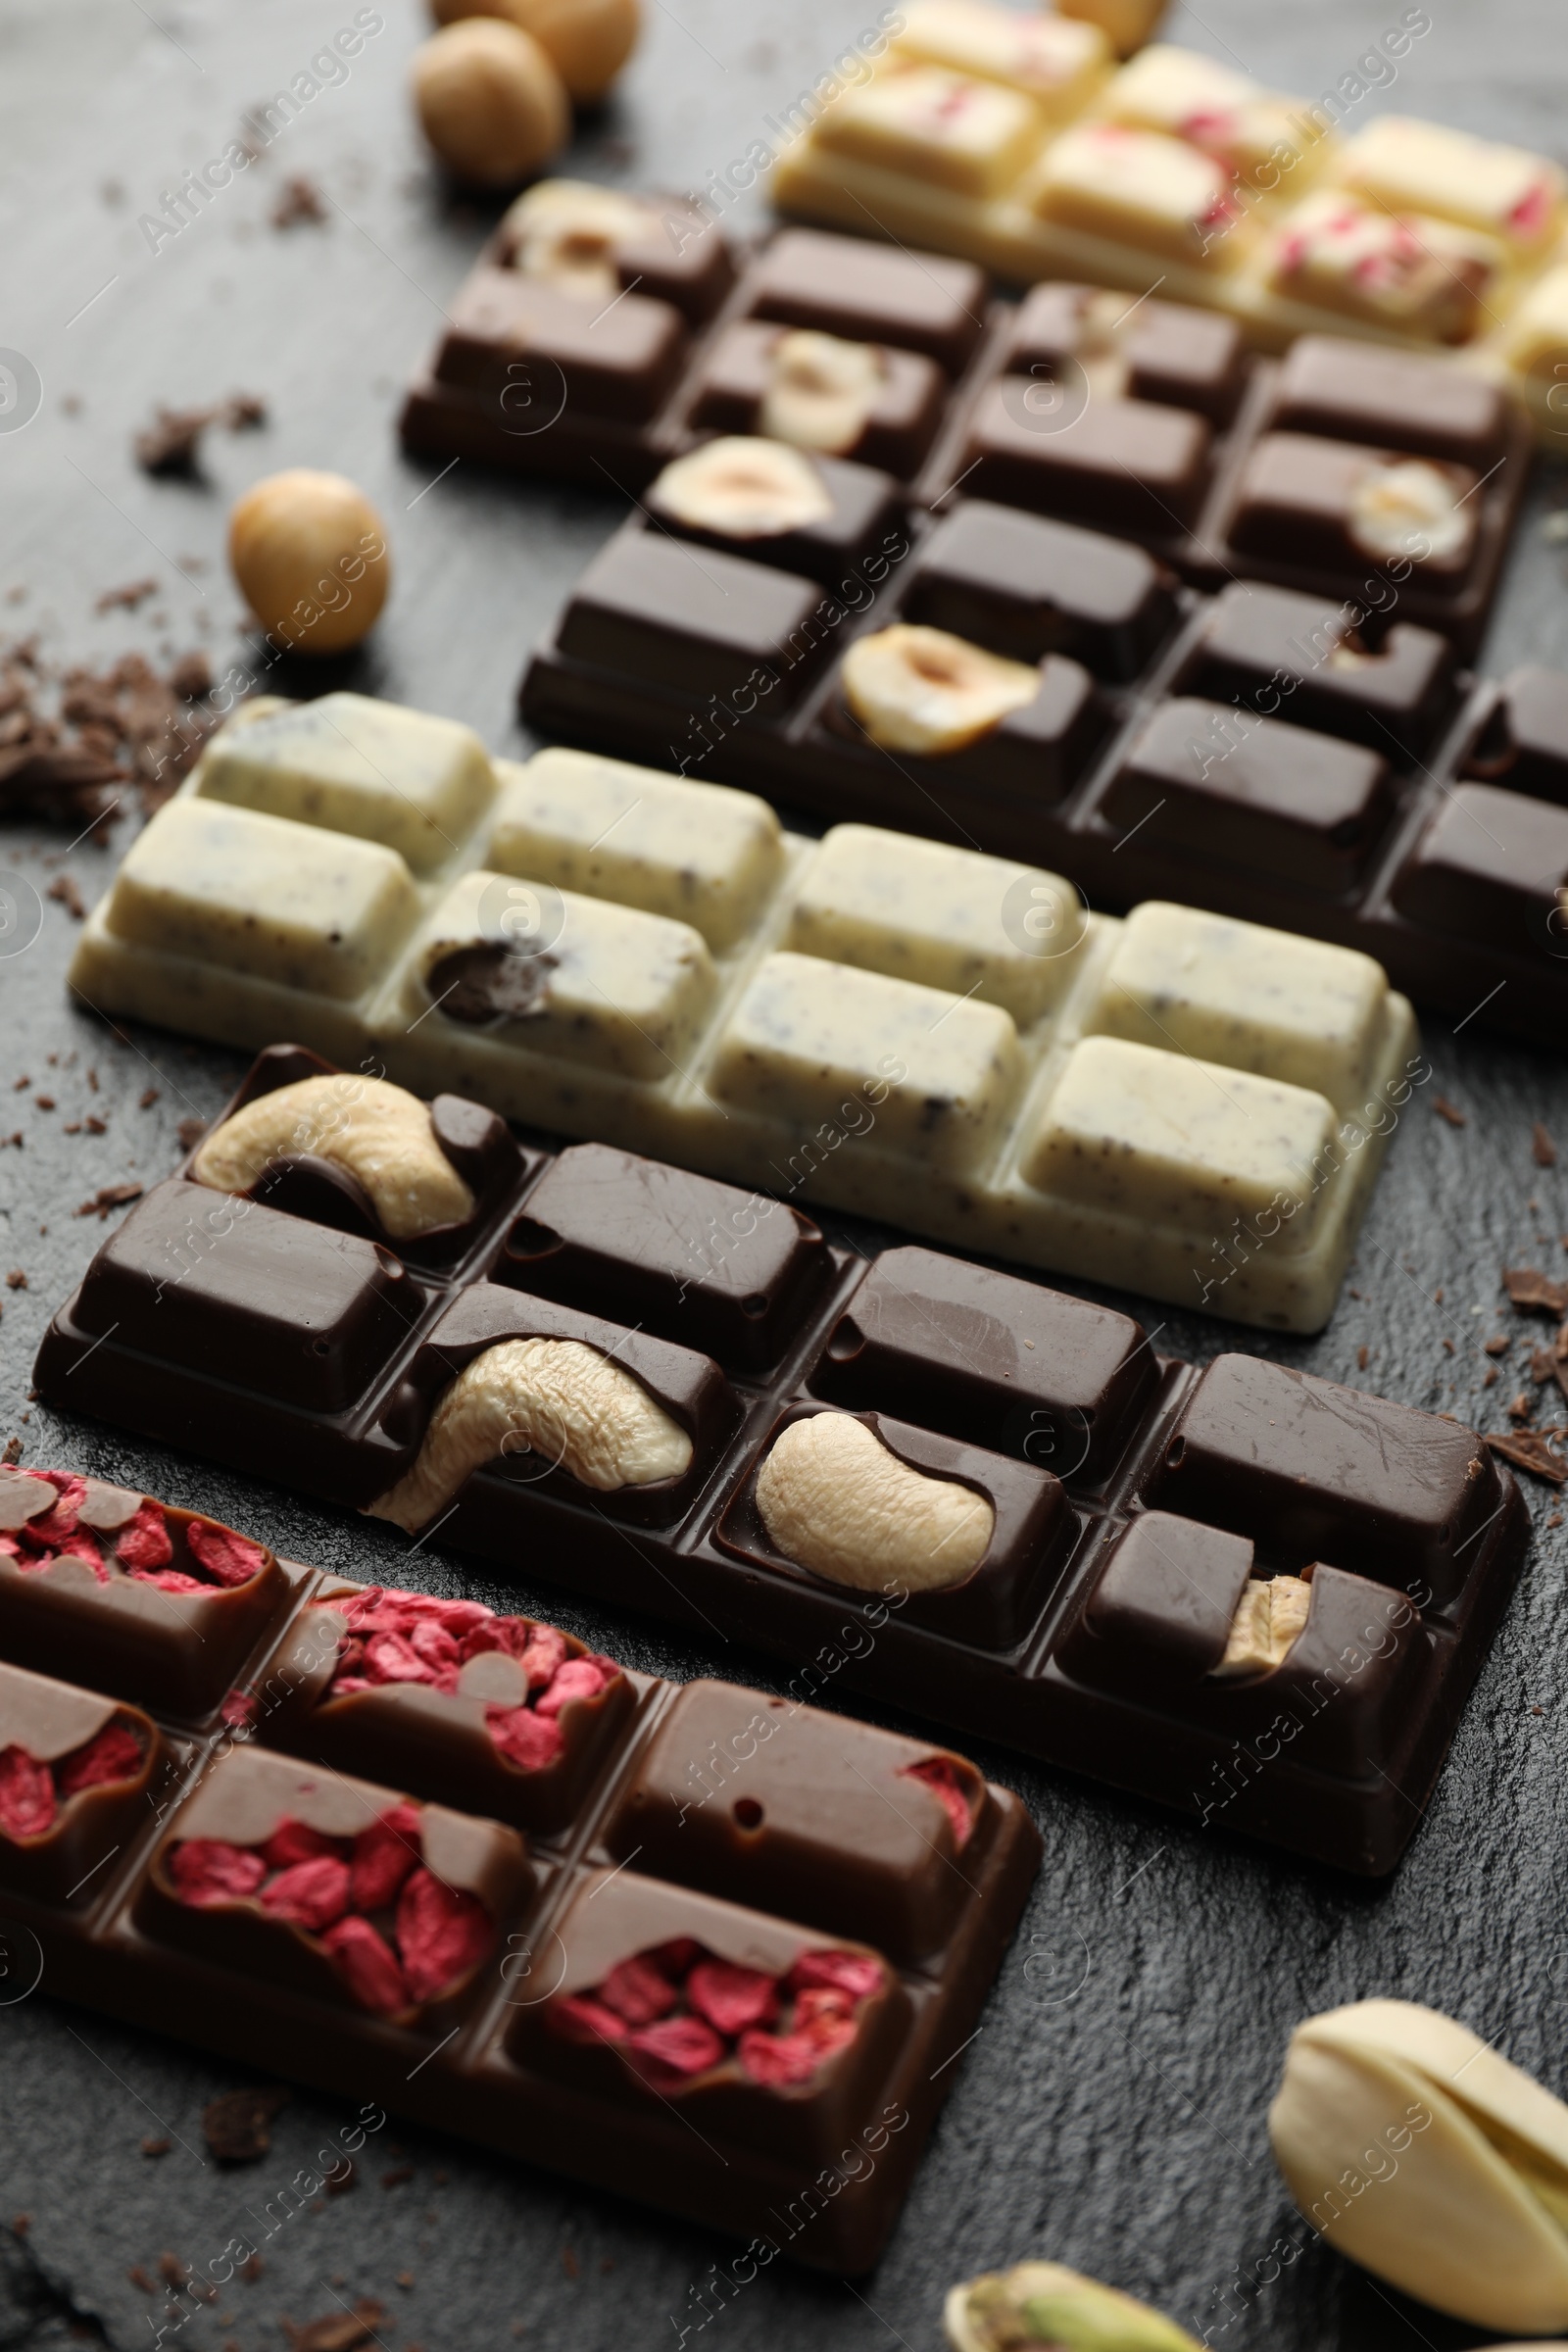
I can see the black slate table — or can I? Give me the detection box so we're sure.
[3,3,1567,2347]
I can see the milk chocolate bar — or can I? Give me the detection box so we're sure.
[0,1463,1041,2271]
[69,718,1425,1334]
[34,1051,1528,1875]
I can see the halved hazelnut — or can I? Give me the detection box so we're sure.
[1210,1573,1312,1681]
[760,329,885,457]
[502,179,654,296]
[650,437,835,541]
[841,624,1041,757]
[1348,458,1475,567]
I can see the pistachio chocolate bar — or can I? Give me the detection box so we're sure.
[33,1050,1528,1876]
[771,20,1568,436]
[0,1475,1040,2268]
[68,701,1425,1334]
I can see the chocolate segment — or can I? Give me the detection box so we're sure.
[0,1661,159,1907]
[1268,336,1513,468]
[1175,582,1457,757]
[1003,282,1248,424]
[741,227,989,373]
[687,320,949,477]
[501,1143,834,1374]
[956,378,1212,531]
[1391,783,1568,955]
[644,447,906,588]
[902,500,1179,679]
[435,270,689,426]
[1463,667,1568,806]
[1227,433,1480,580]
[556,529,830,704]
[824,645,1105,805]
[1102,697,1396,891]
[809,1245,1156,1482]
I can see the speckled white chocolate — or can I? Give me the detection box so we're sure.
[1031,123,1239,263]
[70,712,1419,1332]
[893,3,1110,120]
[405,868,717,1084]
[1087,904,1389,1112]
[710,951,1023,1174]
[1336,117,1565,252]
[196,692,497,877]
[814,65,1044,198]
[97,797,419,1004]
[1023,1034,1336,1241]
[486,748,785,952]
[786,825,1083,1026]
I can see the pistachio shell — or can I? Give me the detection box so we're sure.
[944,2262,1202,2352]
[1269,1999,1568,2332]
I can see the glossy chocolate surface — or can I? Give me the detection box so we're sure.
[902,501,1179,679]
[741,228,989,374]
[688,320,950,478]
[33,1052,1529,1876]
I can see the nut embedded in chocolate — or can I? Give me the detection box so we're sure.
[756,1413,994,1593]
[841,624,1042,756]
[193,1073,477,1243]
[427,942,559,1026]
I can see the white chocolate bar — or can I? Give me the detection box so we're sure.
[1335,117,1565,255]
[893,3,1110,122]
[1259,190,1501,342]
[69,705,1419,1333]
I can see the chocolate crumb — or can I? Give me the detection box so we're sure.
[87,1068,98,1091]
[1,1440,21,1465]
[95,579,159,613]
[1356,1345,1369,1370]
[381,2165,415,2190]
[282,2301,384,2351]
[1509,1391,1533,1421]
[33,1096,54,1111]
[1442,1337,1454,1355]
[1433,1096,1467,1127]
[84,1113,107,1135]
[139,1087,160,1108]
[325,2161,357,2196]
[1505,1267,1568,1317]
[1484,1334,1510,1355]
[395,2271,415,2289]
[74,1183,143,1219]
[157,2253,185,2286]
[45,874,85,920]
[203,2084,290,2164]
[239,2255,264,2283]
[561,2247,580,2279]
[1534,1123,1559,1167]
[271,175,328,228]
[5,1271,25,1290]
[11,2217,29,2237]
[141,2136,172,2158]
[176,1117,209,1152]
[128,2266,154,2291]
[1486,1428,1568,1485]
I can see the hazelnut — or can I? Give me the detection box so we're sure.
[841,625,1041,759]
[429,0,641,103]
[227,470,390,656]
[650,438,834,542]
[1209,1573,1312,1680]
[368,1338,693,1532]
[193,1075,474,1243]
[756,1414,994,1594]
[413,18,569,187]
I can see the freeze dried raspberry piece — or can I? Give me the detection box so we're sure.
[364,1632,430,1685]
[551,1992,630,2045]
[791,1985,859,2063]
[323,1914,410,2015]
[407,1620,461,1682]
[686,1959,780,2038]
[349,1805,422,1911]
[28,1475,86,1545]
[788,1950,885,2003]
[128,1569,208,1594]
[517,1627,568,1690]
[0,1535,22,1564]
[485,1704,564,1774]
[262,1819,345,1870]
[899,1755,980,1849]
[52,1532,110,1584]
[56,1724,144,1795]
[169,1838,268,1907]
[220,1690,260,1730]
[598,1951,682,2028]
[628,2014,724,2078]
[535,1657,615,1718]
[395,1867,493,2004]
[738,2026,840,2088]
[115,1501,173,1573]
[0,1746,56,1840]
[185,1520,268,1590]
[262,1856,353,1932]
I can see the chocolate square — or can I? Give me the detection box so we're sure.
[645,452,905,589]
[902,500,1179,680]
[1391,781,1568,955]
[742,227,989,374]
[1269,336,1513,468]
[434,270,688,425]
[1228,433,1480,582]
[1463,666,1568,806]
[555,529,829,704]
[1004,283,1247,425]
[824,648,1104,807]
[1175,583,1456,758]
[687,319,949,477]
[956,379,1213,532]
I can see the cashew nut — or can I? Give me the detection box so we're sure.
[1210,1574,1312,1680]
[756,1415,993,1594]
[194,1075,474,1242]
[368,1339,693,1532]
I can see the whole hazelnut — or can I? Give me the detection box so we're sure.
[227,470,391,656]
[429,0,641,103]
[413,19,569,187]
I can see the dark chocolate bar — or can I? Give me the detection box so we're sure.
[33,1050,1529,1877]
[0,1481,1039,2271]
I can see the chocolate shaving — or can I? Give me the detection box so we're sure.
[94,580,159,613]
[1485,1429,1568,1486]
[1535,1123,1559,1168]
[0,641,223,825]
[203,2084,291,2164]
[46,874,85,921]
[1433,1095,1467,1127]
[1505,1267,1568,1317]
[133,392,269,477]
[74,1184,144,1220]
[271,175,327,229]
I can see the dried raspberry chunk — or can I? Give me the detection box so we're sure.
[220,1690,260,1731]
[350,1805,422,1912]
[551,1993,630,2045]
[262,1819,344,1871]
[739,2027,838,2087]
[788,1950,884,2003]
[598,1952,681,2028]
[115,1501,173,1573]
[128,1569,208,1594]
[29,1475,86,1545]
[56,1724,144,1795]
[629,2014,724,2078]
[686,1959,780,2038]
[323,1914,410,2015]
[169,1838,268,1907]
[899,1756,980,1849]
[395,1868,493,2004]
[364,1632,429,1685]
[0,1746,56,1840]
[408,1621,461,1681]
[185,1520,268,1589]
[535,1657,613,1719]
[262,1856,353,1932]
[485,1704,564,1774]
[517,1628,568,1690]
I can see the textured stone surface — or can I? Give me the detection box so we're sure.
[1,1,1566,2347]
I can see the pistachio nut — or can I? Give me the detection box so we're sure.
[945,2261,1202,2352]
[1269,1998,1568,2332]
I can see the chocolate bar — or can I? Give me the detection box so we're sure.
[771,27,1568,440]
[34,1050,1529,1876]
[0,1483,1040,2269]
[69,727,1425,1335]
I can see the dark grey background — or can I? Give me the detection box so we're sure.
[2,2,1567,2346]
